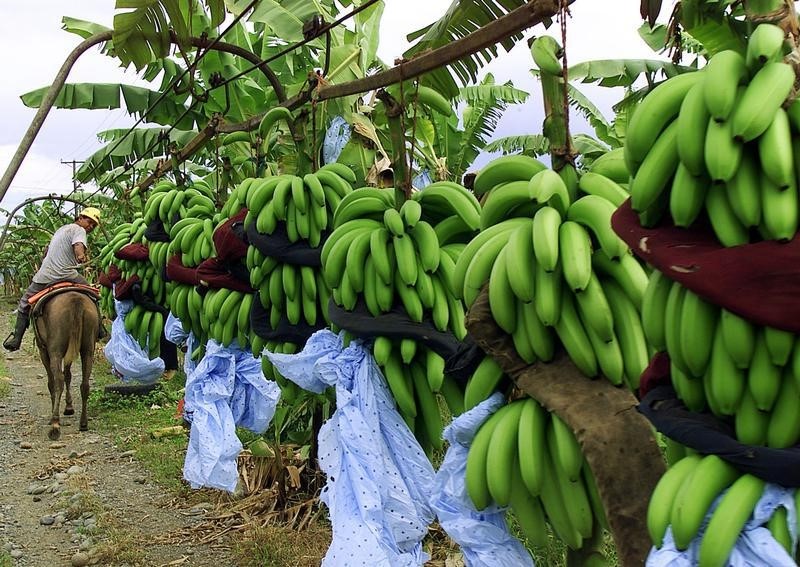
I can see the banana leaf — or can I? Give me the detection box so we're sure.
[484,134,550,157]
[568,59,694,88]
[21,83,203,129]
[246,0,335,43]
[76,127,200,183]
[113,0,225,70]
[404,0,538,98]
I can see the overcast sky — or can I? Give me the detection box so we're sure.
[0,1,666,215]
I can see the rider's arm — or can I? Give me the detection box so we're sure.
[73,242,87,264]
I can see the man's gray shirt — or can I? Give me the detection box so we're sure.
[33,224,87,284]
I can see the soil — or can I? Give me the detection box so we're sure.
[0,315,237,567]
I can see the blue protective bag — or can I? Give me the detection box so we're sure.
[103,298,164,384]
[267,330,435,566]
[163,312,197,376]
[182,339,281,493]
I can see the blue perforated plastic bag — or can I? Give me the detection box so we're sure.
[323,116,351,165]
[429,393,536,567]
[267,330,435,567]
[103,298,164,384]
[183,339,281,493]
[164,312,197,376]
[647,483,797,566]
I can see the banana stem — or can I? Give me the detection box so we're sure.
[292,109,313,174]
[376,89,410,206]
[540,70,578,201]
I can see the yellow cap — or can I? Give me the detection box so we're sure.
[80,207,101,226]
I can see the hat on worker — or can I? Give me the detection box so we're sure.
[80,207,101,226]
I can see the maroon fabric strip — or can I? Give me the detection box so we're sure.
[213,208,248,262]
[612,199,800,334]
[115,243,150,261]
[165,255,200,286]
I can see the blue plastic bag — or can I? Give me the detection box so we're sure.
[323,116,351,165]
[164,312,197,376]
[103,298,164,384]
[647,483,797,566]
[267,330,435,567]
[183,339,281,493]
[429,393,536,567]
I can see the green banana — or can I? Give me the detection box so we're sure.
[670,454,739,550]
[669,163,709,227]
[676,78,710,176]
[486,400,525,507]
[504,222,536,302]
[758,107,794,189]
[473,155,547,196]
[735,389,770,446]
[630,119,680,213]
[766,370,800,448]
[567,195,628,259]
[705,183,749,247]
[746,23,786,69]
[731,61,795,142]
[465,408,505,510]
[517,397,547,496]
[680,289,719,378]
[698,474,764,567]
[647,454,702,548]
[624,72,700,172]
[554,287,598,378]
[559,220,592,292]
[578,172,629,207]
[464,356,505,412]
[703,50,747,122]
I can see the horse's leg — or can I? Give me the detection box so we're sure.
[38,345,55,419]
[63,364,74,416]
[48,356,64,441]
[79,350,92,432]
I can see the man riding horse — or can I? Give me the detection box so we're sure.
[4,207,106,351]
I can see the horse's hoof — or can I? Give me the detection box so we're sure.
[48,427,61,441]
[79,424,88,432]
[63,408,75,416]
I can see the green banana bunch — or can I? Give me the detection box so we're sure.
[456,161,648,387]
[123,304,165,359]
[625,36,798,245]
[641,271,800,446]
[245,164,354,379]
[465,398,606,553]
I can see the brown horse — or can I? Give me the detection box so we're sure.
[32,291,99,440]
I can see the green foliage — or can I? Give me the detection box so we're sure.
[404,0,534,98]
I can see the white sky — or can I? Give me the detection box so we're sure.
[0,1,668,214]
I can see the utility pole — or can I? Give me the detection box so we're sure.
[60,159,83,217]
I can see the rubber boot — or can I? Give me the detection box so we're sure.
[3,312,30,351]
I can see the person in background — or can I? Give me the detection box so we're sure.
[3,207,105,351]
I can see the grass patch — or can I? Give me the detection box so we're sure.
[0,550,12,567]
[89,357,192,494]
[233,520,331,567]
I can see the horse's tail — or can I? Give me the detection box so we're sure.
[62,298,84,368]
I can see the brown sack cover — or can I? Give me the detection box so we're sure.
[465,288,665,566]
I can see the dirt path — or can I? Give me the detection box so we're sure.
[0,317,236,566]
